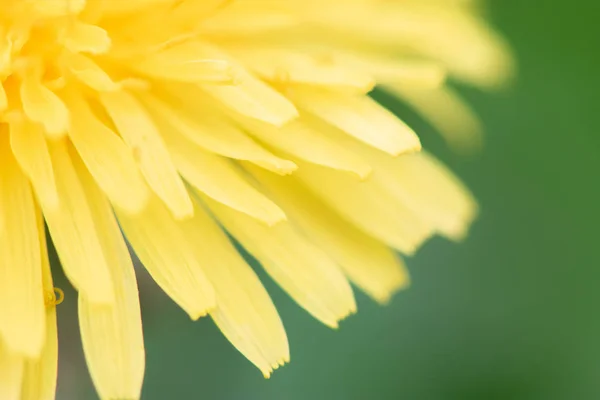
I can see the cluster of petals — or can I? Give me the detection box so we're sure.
[0,1,513,399]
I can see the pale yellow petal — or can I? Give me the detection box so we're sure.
[203,195,356,328]
[227,47,375,93]
[0,137,45,358]
[116,194,216,320]
[42,140,114,304]
[343,55,446,89]
[9,118,59,209]
[21,204,59,400]
[132,41,233,84]
[178,200,289,377]
[0,343,23,400]
[288,88,421,155]
[186,43,298,126]
[75,155,145,400]
[62,91,150,214]
[99,90,193,219]
[199,2,299,34]
[294,160,433,255]
[247,164,409,303]
[313,119,478,240]
[141,93,296,175]
[162,130,285,225]
[236,115,372,179]
[370,151,478,241]
[386,84,483,153]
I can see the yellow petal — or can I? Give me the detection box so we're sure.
[61,21,111,54]
[98,0,173,17]
[62,52,120,92]
[19,77,69,139]
[141,93,296,175]
[238,115,371,179]
[371,151,478,241]
[227,47,375,93]
[344,54,446,89]
[21,204,59,400]
[162,130,285,226]
[294,160,433,255]
[247,165,409,303]
[314,120,478,240]
[199,2,299,34]
[42,140,114,304]
[116,194,216,320]
[26,0,86,17]
[9,118,59,209]
[386,84,483,153]
[75,158,145,400]
[288,88,421,155]
[203,195,356,328]
[0,137,45,358]
[62,91,150,214]
[188,43,298,126]
[99,90,193,219]
[132,41,233,84]
[178,200,289,377]
[0,83,7,111]
[0,342,23,400]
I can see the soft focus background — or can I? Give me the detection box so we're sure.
[51,0,600,399]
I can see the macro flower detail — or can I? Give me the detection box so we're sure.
[0,1,513,399]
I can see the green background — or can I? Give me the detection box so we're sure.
[53,0,600,399]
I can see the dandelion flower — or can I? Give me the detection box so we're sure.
[0,1,513,399]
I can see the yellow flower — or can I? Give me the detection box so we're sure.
[0,0,513,399]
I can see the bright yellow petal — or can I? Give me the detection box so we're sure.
[0,136,45,358]
[288,88,421,155]
[315,121,478,240]
[21,204,59,400]
[42,140,114,305]
[199,2,300,34]
[19,77,69,139]
[178,200,289,377]
[227,46,375,93]
[162,130,286,226]
[141,93,297,175]
[60,21,111,54]
[9,118,59,209]
[236,115,372,179]
[61,52,120,91]
[62,91,150,214]
[95,0,173,17]
[75,155,145,400]
[0,342,23,400]
[194,43,299,126]
[26,0,86,17]
[247,164,409,303]
[116,194,216,320]
[99,90,193,219]
[294,160,433,255]
[0,83,7,111]
[203,195,356,328]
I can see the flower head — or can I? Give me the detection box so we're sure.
[0,1,512,399]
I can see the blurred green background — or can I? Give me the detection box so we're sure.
[52,0,600,399]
